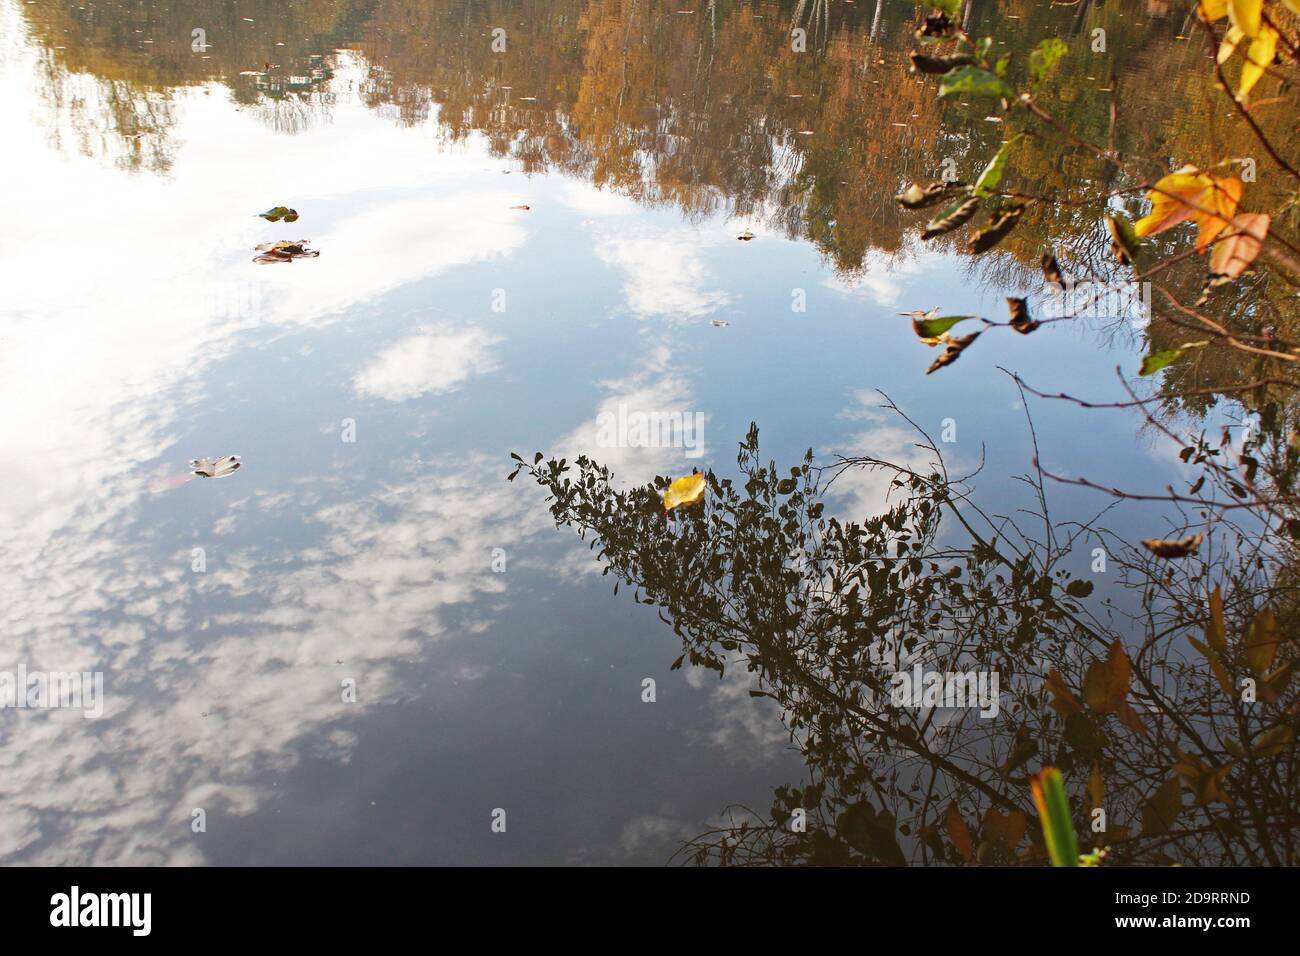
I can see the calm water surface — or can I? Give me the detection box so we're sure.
[0,0,1243,863]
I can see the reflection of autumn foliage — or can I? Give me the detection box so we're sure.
[22,0,1294,273]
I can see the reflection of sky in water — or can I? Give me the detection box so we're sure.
[0,9,1185,864]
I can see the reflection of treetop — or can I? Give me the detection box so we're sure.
[22,0,1294,272]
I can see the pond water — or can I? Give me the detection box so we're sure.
[0,0,1284,864]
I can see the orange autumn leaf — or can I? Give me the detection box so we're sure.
[1196,176,1243,251]
[1134,167,1243,253]
[1210,213,1270,277]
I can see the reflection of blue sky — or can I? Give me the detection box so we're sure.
[0,17,1190,864]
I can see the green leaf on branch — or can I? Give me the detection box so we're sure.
[913,315,977,340]
[973,135,1023,197]
[1138,341,1209,376]
[939,66,1014,100]
[921,196,980,239]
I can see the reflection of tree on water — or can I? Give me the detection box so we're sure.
[512,407,1300,865]
[21,0,1292,272]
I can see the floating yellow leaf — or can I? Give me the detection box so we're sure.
[663,472,707,511]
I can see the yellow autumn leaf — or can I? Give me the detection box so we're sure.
[1134,168,1243,254]
[663,472,707,511]
[1228,0,1262,37]
[1196,176,1243,251]
[1238,25,1278,102]
[1218,25,1244,64]
[1134,168,1211,236]
[1198,0,1229,20]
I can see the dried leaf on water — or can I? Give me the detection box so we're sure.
[190,455,242,478]
[258,205,299,222]
[253,240,320,264]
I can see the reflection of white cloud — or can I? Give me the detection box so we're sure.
[0,41,546,863]
[825,391,948,521]
[684,658,789,761]
[592,225,730,320]
[560,180,637,217]
[354,325,502,402]
[822,251,924,309]
[0,455,547,865]
[555,342,708,484]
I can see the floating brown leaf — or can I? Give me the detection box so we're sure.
[1045,667,1083,717]
[916,12,956,39]
[253,240,320,264]
[1041,252,1064,287]
[982,807,1028,853]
